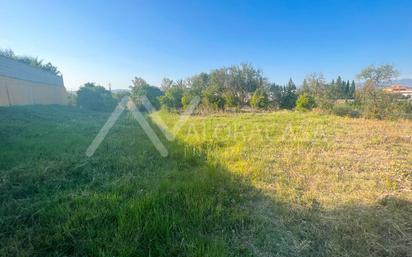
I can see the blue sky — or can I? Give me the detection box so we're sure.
[1,0,411,90]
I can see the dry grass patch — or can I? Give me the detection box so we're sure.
[157,110,412,257]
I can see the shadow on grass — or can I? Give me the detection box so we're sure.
[0,106,410,257]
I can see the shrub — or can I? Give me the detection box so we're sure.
[130,77,163,110]
[76,83,117,111]
[201,92,225,111]
[251,89,269,109]
[381,98,412,120]
[67,92,77,106]
[332,104,361,118]
[296,93,316,111]
[181,92,203,110]
[159,86,185,110]
[112,90,131,101]
[181,93,192,110]
[224,94,240,108]
[355,84,412,120]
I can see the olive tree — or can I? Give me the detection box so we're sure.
[356,65,402,119]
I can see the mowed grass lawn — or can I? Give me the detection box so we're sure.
[0,106,411,257]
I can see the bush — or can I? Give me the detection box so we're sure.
[159,86,185,110]
[76,83,117,111]
[67,92,77,106]
[130,78,163,110]
[251,89,269,109]
[296,93,316,111]
[224,94,240,108]
[181,92,200,110]
[332,104,360,118]
[112,90,131,101]
[201,92,225,111]
[381,98,412,120]
[355,85,412,120]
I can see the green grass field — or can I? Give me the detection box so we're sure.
[0,106,411,257]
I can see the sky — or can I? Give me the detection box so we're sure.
[1,0,411,90]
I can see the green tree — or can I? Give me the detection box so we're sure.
[357,64,399,87]
[222,63,267,107]
[296,93,316,112]
[159,86,185,110]
[251,88,269,109]
[76,83,116,111]
[268,83,283,108]
[280,78,298,109]
[189,72,209,96]
[130,77,163,110]
[223,92,240,108]
[181,92,192,109]
[333,76,348,99]
[356,65,402,119]
[302,79,309,92]
[176,63,267,110]
[336,76,343,95]
[300,73,333,109]
[349,80,356,99]
[345,80,350,99]
[202,90,225,111]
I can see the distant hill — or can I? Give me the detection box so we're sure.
[111,88,130,93]
[379,78,412,88]
[393,79,412,87]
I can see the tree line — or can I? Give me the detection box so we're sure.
[75,63,411,119]
[130,63,357,112]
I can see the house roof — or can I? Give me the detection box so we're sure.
[384,84,412,92]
